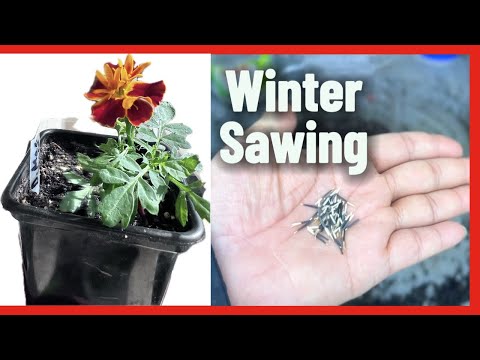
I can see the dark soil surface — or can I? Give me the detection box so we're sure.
[16,132,188,232]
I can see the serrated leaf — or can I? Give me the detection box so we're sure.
[59,187,92,213]
[134,138,153,153]
[175,191,188,227]
[98,138,119,154]
[127,153,142,161]
[179,155,200,175]
[119,155,141,173]
[99,167,130,184]
[163,161,188,180]
[138,177,159,215]
[163,133,191,149]
[165,123,192,135]
[64,171,88,186]
[149,170,166,188]
[188,191,210,223]
[138,126,157,142]
[92,154,114,166]
[77,153,101,173]
[151,101,175,124]
[98,183,136,228]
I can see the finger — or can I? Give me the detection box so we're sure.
[369,132,463,173]
[391,185,469,229]
[387,221,467,275]
[384,157,470,201]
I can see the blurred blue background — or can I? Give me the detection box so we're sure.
[211,54,470,305]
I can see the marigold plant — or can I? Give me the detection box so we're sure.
[59,54,210,229]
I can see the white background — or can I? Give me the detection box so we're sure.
[0,54,211,305]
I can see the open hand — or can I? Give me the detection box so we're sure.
[212,112,469,305]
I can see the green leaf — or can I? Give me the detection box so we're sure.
[128,153,142,161]
[77,153,102,173]
[149,170,166,188]
[175,191,188,227]
[86,194,98,217]
[157,165,167,178]
[162,133,191,150]
[101,183,115,199]
[187,179,204,190]
[138,177,159,215]
[137,126,157,142]
[169,177,188,192]
[119,155,141,173]
[98,183,136,228]
[98,138,119,154]
[64,171,88,186]
[59,187,92,213]
[188,191,210,222]
[92,154,114,166]
[150,101,175,125]
[134,138,153,153]
[128,190,138,226]
[163,161,188,180]
[99,167,130,184]
[90,172,103,186]
[165,123,192,135]
[179,155,200,175]
[115,119,127,134]
[156,185,168,202]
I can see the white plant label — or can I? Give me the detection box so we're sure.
[28,118,79,194]
[29,133,40,194]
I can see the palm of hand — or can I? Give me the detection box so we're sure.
[212,132,469,305]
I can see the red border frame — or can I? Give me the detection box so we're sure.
[0,44,475,315]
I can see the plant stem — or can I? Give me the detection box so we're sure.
[169,176,188,191]
[137,166,150,179]
[125,121,135,148]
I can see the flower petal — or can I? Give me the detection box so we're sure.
[106,62,119,70]
[104,63,114,85]
[130,61,151,78]
[128,81,166,106]
[125,54,134,74]
[126,97,154,126]
[95,71,109,88]
[122,95,137,110]
[91,99,126,127]
[85,76,109,100]
[85,91,109,101]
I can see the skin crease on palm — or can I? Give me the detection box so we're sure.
[212,111,470,305]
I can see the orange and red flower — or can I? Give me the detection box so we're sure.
[85,54,165,127]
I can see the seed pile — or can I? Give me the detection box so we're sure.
[291,189,358,254]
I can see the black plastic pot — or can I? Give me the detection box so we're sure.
[1,129,205,305]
